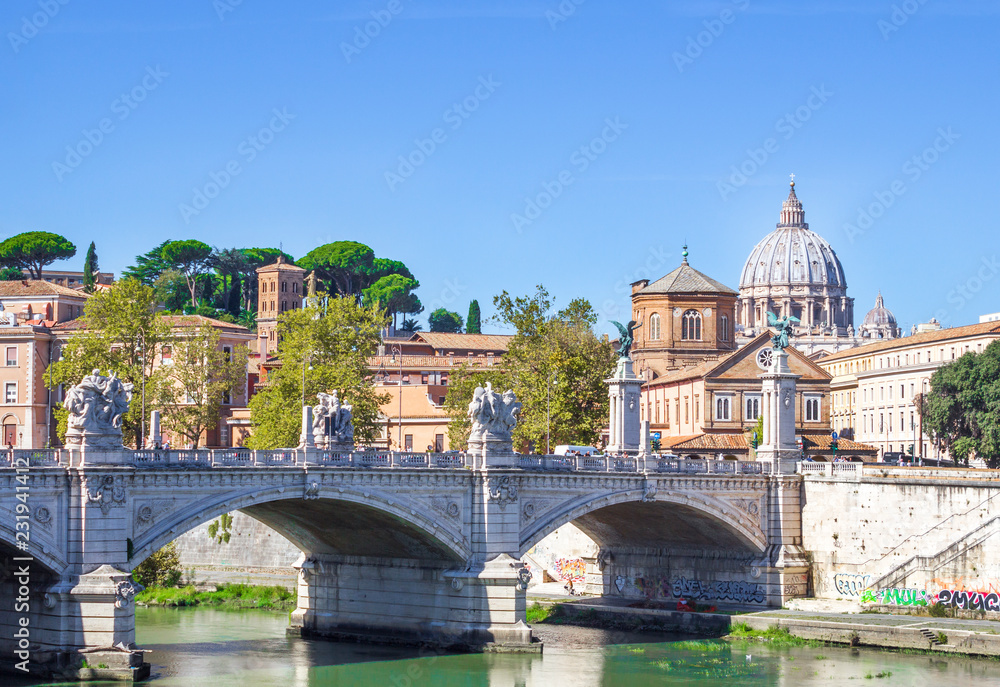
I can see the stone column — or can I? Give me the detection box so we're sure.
[606,357,642,455]
[756,349,800,475]
[298,405,313,449]
[149,410,161,447]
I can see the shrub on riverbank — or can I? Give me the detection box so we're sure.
[726,622,822,647]
[136,583,295,611]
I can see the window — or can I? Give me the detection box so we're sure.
[223,346,232,362]
[681,310,702,340]
[900,384,904,399]
[649,313,661,341]
[745,394,761,421]
[684,397,689,423]
[4,382,15,404]
[161,345,173,360]
[222,390,232,405]
[720,314,729,341]
[715,395,732,421]
[404,434,413,451]
[695,394,700,422]
[655,401,661,424]
[435,434,444,452]
[805,395,821,422]
[5,346,15,367]
[281,281,287,293]
[292,282,299,294]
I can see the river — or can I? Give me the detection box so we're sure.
[24,607,1000,686]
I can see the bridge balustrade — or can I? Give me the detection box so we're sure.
[4,448,62,467]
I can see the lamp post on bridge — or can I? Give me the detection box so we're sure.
[546,370,557,455]
[390,345,402,451]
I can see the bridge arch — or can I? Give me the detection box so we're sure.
[0,522,66,577]
[130,484,470,570]
[519,488,766,558]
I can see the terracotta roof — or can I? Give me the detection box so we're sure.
[801,434,877,453]
[410,332,513,352]
[820,322,1000,363]
[161,314,252,334]
[662,433,749,451]
[636,262,738,296]
[0,280,90,299]
[661,432,877,454]
[369,354,498,370]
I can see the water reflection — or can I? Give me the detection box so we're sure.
[20,608,1000,686]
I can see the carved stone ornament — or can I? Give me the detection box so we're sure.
[115,580,138,609]
[136,505,154,525]
[783,390,792,408]
[312,391,354,449]
[446,502,460,518]
[516,567,532,591]
[522,502,535,521]
[487,475,518,510]
[64,369,133,447]
[468,383,521,449]
[756,348,774,371]
[33,506,52,527]
[86,475,127,515]
[303,481,320,500]
[642,481,658,503]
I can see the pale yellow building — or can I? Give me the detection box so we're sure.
[819,321,1000,462]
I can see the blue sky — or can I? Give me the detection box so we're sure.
[2,0,998,336]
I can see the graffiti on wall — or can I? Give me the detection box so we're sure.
[861,588,929,607]
[860,586,1000,611]
[554,558,586,584]
[833,573,870,597]
[671,577,766,605]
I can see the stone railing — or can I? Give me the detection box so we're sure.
[0,448,776,476]
[0,449,63,468]
[798,461,863,479]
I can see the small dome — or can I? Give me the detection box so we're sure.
[863,292,897,327]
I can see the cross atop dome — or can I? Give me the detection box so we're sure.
[779,175,805,227]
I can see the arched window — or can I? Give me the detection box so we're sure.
[720,314,729,341]
[681,310,702,340]
[649,313,661,341]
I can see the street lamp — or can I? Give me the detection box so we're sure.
[390,345,402,451]
[137,330,146,449]
[43,339,62,448]
[546,371,558,455]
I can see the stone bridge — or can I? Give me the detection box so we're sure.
[0,446,808,679]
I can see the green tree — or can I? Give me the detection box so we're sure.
[363,274,421,329]
[47,278,170,447]
[161,240,216,307]
[155,323,249,448]
[0,231,76,279]
[83,241,99,293]
[246,295,389,449]
[0,267,23,281]
[919,341,1000,467]
[132,542,182,588]
[297,241,375,297]
[467,300,482,334]
[123,240,174,285]
[400,318,422,333]
[475,286,615,451]
[429,308,463,333]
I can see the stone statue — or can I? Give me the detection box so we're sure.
[312,391,354,448]
[766,312,799,350]
[610,320,641,359]
[306,271,318,298]
[467,383,520,449]
[64,370,134,448]
[0,301,17,327]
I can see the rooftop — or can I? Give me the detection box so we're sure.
[0,280,91,299]
[410,331,513,352]
[635,260,738,297]
[821,321,1000,363]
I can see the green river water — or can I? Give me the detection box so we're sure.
[24,606,1000,686]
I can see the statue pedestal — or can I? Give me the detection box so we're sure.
[469,437,517,468]
[756,348,801,475]
[605,357,642,455]
[65,429,129,465]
